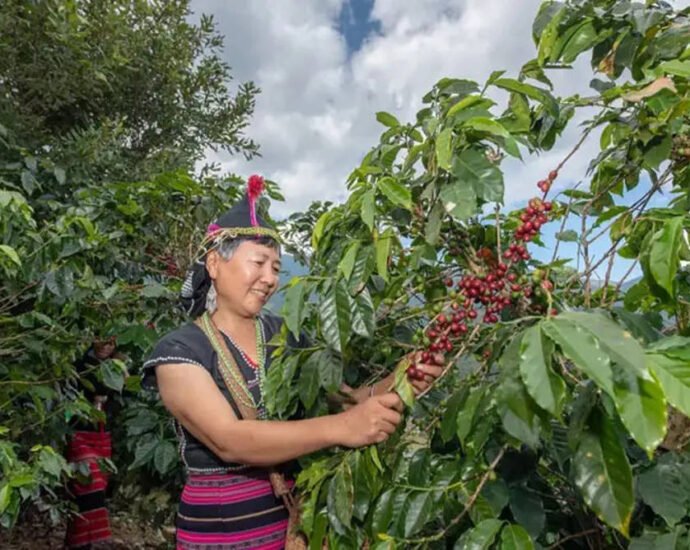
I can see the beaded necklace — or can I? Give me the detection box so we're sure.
[200,313,267,415]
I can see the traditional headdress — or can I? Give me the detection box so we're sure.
[180,175,280,317]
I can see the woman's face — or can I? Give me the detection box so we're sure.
[207,240,281,317]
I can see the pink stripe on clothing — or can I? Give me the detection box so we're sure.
[182,479,266,494]
[181,485,274,505]
[177,519,288,545]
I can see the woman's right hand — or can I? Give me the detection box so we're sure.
[334,392,403,448]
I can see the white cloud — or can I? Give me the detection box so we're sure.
[189,0,664,218]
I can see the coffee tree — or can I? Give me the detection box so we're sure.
[266,1,690,547]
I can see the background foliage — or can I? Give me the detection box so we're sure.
[0,0,263,534]
[2,0,690,549]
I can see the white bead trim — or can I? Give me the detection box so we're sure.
[143,356,205,369]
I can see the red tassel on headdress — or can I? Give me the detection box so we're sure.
[247,174,265,227]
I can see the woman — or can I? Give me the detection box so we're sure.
[143,176,441,549]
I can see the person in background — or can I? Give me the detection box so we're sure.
[143,175,443,549]
[65,336,120,549]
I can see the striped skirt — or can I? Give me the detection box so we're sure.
[176,470,290,549]
[65,429,113,549]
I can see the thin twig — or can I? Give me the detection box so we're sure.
[547,528,599,549]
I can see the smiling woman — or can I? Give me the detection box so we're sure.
[142,175,441,549]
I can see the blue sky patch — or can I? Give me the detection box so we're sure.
[338,0,380,55]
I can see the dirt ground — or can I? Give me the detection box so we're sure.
[0,511,174,549]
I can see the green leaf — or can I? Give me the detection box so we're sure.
[452,148,504,203]
[559,20,598,63]
[0,245,21,267]
[659,59,690,78]
[638,461,687,526]
[425,201,444,245]
[0,485,12,514]
[338,241,360,280]
[453,519,503,550]
[317,349,342,394]
[650,335,690,361]
[327,463,354,528]
[647,353,690,417]
[508,487,544,540]
[649,217,683,296]
[153,440,177,475]
[542,317,614,396]
[375,229,394,281]
[440,179,478,221]
[493,78,559,117]
[378,177,412,210]
[351,288,375,338]
[376,111,401,128]
[498,336,543,448]
[457,387,484,445]
[519,324,565,416]
[500,524,535,550]
[372,488,395,534]
[555,230,578,242]
[318,279,351,353]
[283,279,308,340]
[299,352,321,408]
[441,388,468,442]
[130,438,157,469]
[611,364,667,454]
[464,117,521,159]
[394,361,416,408]
[537,5,567,65]
[100,361,125,392]
[404,492,433,537]
[361,189,376,231]
[311,211,330,250]
[436,128,453,171]
[447,94,488,117]
[573,409,633,535]
[559,312,666,452]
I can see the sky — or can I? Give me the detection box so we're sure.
[188,0,685,280]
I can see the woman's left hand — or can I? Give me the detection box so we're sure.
[407,352,444,395]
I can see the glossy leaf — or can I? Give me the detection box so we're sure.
[318,279,351,353]
[647,353,690,417]
[638,461,687,526]
[452,148,504,203]
[403,491,433,537]
[351,288,375,338]
[376,111,400,128]
[573,409,633,535]
[361,189,376,230]
[436,127,453,170]
[440,178,478,220]
[378,177,412,210]
[492,78,559,117]
[649,217,683,296]
[542,317,614,396]
[338,241,360,280]
[611,364,667,454]
[508,487,544,539]
[519,324,565,416]
[375,229,394,281]
[327,463,354,529]
[500,524,535,550]
[283,278,308,340]
[453,519,503,550]
[298,352,321,408]
[464,117,521,158]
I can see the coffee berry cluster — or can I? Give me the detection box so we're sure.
[405,172,558,381]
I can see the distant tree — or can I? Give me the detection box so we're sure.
[0,0,258,186]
